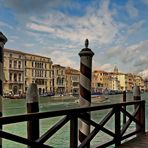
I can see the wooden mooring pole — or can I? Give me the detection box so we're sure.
[123,91,126,124]
[26,83,39,148]
[133,85,145,135]
[0,32,7,148]
[79,39,94,147]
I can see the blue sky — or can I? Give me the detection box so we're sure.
[0,0,148,78]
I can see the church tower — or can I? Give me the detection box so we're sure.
[114,65,118,73]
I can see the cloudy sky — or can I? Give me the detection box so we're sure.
[0,0,148,78]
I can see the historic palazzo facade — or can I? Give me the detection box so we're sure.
[3,48,53,95]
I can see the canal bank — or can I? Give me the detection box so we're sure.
[2,92,148,148]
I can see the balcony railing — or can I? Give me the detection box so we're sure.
[9,67,24,71]
[7,80,24,84]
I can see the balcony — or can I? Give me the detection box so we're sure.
[56,83,65,87]
[71,79,79,83]
[31,76,49,79]
[9,67,24,71]
[72,85,79,89]
[7,80,24,84]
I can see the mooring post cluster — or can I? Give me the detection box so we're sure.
[79,39,94,147]
[0,32,7,148]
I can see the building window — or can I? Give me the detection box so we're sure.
[49,71,51,77]
[32,61,34,67]
[32,69,34,77]
[18,73,21,82]
[14,73,17,82]
[9,73,12,81]
[18,61,21,69]
[45,71,46,77]
[9,84,12,89]
[41,71,43,77]
[39,70,41,77]
[9,60,12,68]
[14,61,17,69]
[10,54,12,57]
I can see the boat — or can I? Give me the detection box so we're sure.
[4,93,26,99]
[75,95,108,104]
[40,92,55,97]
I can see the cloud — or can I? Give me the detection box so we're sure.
[96,63,113,71]
[105,39,148,74]
[141,0,148,5]
[106,17,147,62]
[2,0,147,75]
[2,0,80,26]
[127,20,145,35]
[126,1,139,18]
[122,40,148,64]
[26,23,55,33]
[138,70,148,79]
[24,43,34,47]
[134,56,148,67]
[26,0,122,46]
[0,21,13,29]
[106,45,123,58]
[3,0,75,14]
[49,50,79,69]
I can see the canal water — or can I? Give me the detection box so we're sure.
[2,92,148,148]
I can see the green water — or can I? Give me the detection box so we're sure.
[2,93,148,148]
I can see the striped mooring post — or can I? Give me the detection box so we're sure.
[26,83,39,148]
[0,32,7,148]
[79,39,94,147]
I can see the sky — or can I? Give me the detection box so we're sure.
[0,0,148,79]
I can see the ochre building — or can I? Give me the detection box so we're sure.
[65,67,80,95]
[52,64,66,95]
[3,48,52,95]
[92,66,145,92]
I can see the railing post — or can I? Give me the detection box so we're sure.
[0,32,7,148]
[123,91,126,125]
[140,100,145,134]
[26,83,39,148]
[78,39,94,147]
[70,114,78,148]
[133,85,141,131]
[115,105,121,147]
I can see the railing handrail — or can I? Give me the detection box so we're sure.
[0,99,145,147]
[0,100,145,125]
